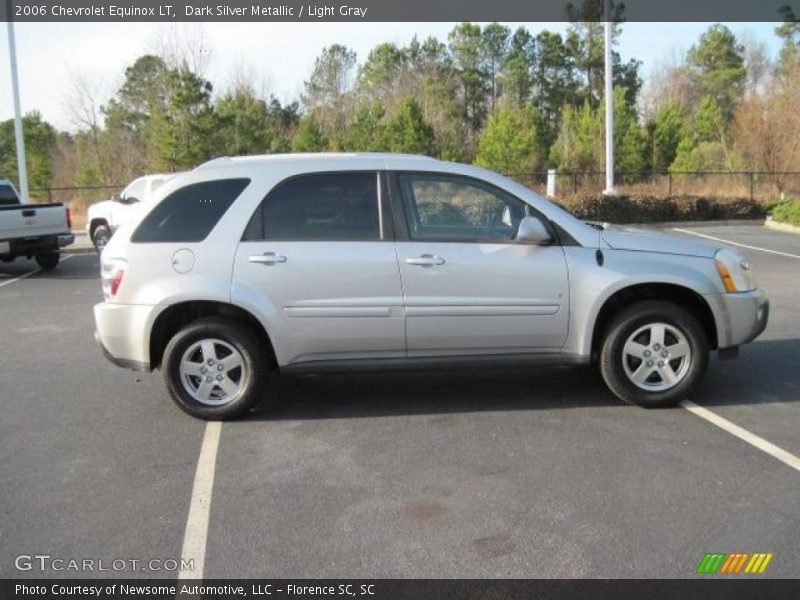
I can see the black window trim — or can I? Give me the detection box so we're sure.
[387,170,561,246]
[241,170,392,243]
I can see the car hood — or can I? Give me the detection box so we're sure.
[87,199,113,217]
[601,225,720,258]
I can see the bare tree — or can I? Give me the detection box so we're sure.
[148,23,211,74]
[64,68,112,187]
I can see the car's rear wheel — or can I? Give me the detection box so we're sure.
[162,317,268,420]
[599,301,709,408]
[35,252,60,270]
[92,224,111,252]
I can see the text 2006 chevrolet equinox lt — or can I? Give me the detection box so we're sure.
[94,153,769,420]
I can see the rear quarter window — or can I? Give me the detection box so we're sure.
[131,178,250,243]
[0,184,20,205]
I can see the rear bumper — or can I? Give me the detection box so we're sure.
[94,331,149,372]
[94,302,158,371]
[0,232,73,257]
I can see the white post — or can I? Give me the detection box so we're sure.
[546,169,557,198]
[603,0,615,196]
[7,19,29,201]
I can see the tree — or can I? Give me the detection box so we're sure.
[303,44,357,147]
[344,102,386,151]
[500,27,535,106]
[549,100,600,171]
[481,23,510,114]
[648,102,687,171]
[292,114,328,152]
[776,5,800,73]
[448,23,488,145]
[149,66,219,170]
[531,31,579,153]
[686,25,746,120]
[475,105,540,174]
[0,112,56,193]
[383,97,436,155]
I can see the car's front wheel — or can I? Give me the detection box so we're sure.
[162,317,268,420]
[92,224,111,253]
[599,301,710,408]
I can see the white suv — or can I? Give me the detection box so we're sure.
[94,153,768,419]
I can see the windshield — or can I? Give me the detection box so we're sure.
[0,184,20,206]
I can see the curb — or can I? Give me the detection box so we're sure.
[765,218,800,235]
[619,218,765,229]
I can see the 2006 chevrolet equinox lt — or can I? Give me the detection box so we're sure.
[94,153,769,419]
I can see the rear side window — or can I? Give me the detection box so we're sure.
[131,178,250,243]
[243,172,380,241]
[0,184,19,205]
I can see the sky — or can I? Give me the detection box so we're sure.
[0,21,784,132]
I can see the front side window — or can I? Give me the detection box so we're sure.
[244,172,380,241]
[131,178,250,243]
[397,173,530,242]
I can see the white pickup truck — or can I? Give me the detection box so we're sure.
[0,179,74,270]
[86,174,175,251]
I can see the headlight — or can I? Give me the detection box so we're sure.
[715,248,756,292]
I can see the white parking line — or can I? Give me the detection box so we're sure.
[0,254,76,289]
[680,400,800,473]
[179,421,222,580]
[672,228,800,260]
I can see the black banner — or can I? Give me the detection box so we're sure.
[2,580,800,600]
[0,0,798,23]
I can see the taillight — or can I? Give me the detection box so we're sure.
[101,258,127,300]
[66,206,72,230]
[110,269,124,296]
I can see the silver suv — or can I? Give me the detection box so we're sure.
[94,153,769,419]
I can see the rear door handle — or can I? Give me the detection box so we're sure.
[249,251,287,265]
[405,254,445,267]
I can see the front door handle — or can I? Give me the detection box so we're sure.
[249,252,287,265]
[405,254,445,267]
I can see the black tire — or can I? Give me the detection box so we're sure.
[35,252,60,270]
[599,300,710,408]
[92,224,112,253]
[162,317,269,420]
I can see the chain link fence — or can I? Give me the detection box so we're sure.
[506,171,800,202]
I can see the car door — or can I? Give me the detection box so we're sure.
[390,171,570,356]
[233,171,405,366]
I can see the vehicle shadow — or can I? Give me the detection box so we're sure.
[0,253,99,281]
[247,365,621,421]
[246,338,800,421]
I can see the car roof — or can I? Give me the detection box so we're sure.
[196,152,437,170]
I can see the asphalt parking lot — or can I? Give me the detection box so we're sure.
[0,223,798,579]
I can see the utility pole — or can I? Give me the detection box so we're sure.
[603,0,615,196]
[7,15,29,200]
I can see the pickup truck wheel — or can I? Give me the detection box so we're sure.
[35,252,60,270]
[162,317,268,420]
[92,225,111,252]
[599,301,709,408]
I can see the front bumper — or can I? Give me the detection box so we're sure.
[94,302,158,372]
[706,289,770,349]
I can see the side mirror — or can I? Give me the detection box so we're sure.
[516,216,553,245]
[112,193,122,202]
[120,196,139,205]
